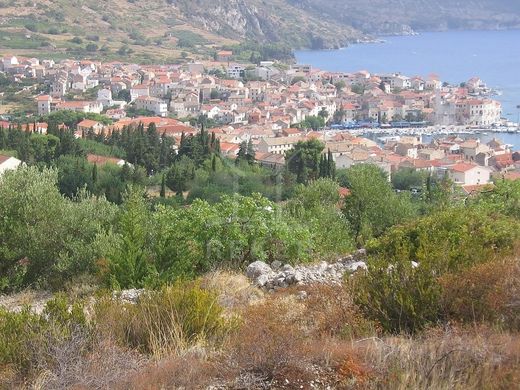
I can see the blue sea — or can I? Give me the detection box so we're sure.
[295,30,520,123]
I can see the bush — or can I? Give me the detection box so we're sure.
[285,179,354,258]
[94,282,233,358]
[0,295,87,378]
[0,167,117,292]
[86,43,98,52]
[351,207,520,333]
[440,256,520,330]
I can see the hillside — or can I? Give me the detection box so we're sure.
[1,0,520,61]
[0,0,361,62]
[289,0,520,35]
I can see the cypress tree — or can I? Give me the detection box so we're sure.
[246,139,255,164]
[160,174,166,198]
[328,149,335,179]
[92,163,98,184]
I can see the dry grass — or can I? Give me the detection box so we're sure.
[200,271,264,313]
[354,326,520,390]
[440,257,520,330]
[3,265,520,389]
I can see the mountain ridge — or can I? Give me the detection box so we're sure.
[1,0,520,61]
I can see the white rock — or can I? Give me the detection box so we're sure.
[271,260,282,270]
[255,274,270,287]
[345,261,367,273]
[246,261,272,280]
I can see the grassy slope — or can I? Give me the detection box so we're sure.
[0,0,237,63]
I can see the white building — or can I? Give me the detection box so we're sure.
[0,155,22,175]
[227,64,245,79]
[135,96,168,117]
[447,163,492,186]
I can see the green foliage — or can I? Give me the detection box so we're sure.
[342,164,416,244]
[153,193,311,282]
[227,42,294,62]
[472,179,520,218]
[42,111,112,128]
[100,187,155,289]
[0,167,117,292]
[351,84,365,95]
[0,295,87,375]
[299,115,325,130]
[286,139,325,184]
[286,179,354,257]
[391,167,426,191]
[353,207,520,333]
[172,30,207,48]
[187,158,287,204]
[165,155,195,194]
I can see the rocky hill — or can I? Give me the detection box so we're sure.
[289,0,520,36]
[1,0,519,61]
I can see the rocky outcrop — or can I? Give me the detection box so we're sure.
[246,249,368,291]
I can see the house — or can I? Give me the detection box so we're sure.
[135,96,168,117]
[227,64,245,79]
[36,95,103,115]
[77,120,104,136]
[255,152,285,169]
[447,163,492,186]
[130,84,150,101]
[86,154,128,167]
[216,50,233,62]
[0,154,22,175]
[257,136,302,155]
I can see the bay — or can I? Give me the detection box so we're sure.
[295,30,520,151]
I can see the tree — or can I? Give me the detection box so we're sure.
[166,156,195,194]
[299,116,325,130]
[334,81,346,92]
[285,178,353,256]
[117,89,132,103]
[286,139,325,184]
[291,76,306,85]
[103,187,155,289]
[351,84,365,95]
[92,163,98,185]
[342,164,416,244]
[391,168,425,191]
[0,166,117,292]
[160,174,166,198]
[318,107,329,120]
[236,141,247,165]
[246,139,256,164]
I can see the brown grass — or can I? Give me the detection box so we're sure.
[3,262,520,389]
[440,257,520,330]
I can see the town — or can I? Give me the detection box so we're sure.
[1,53,519,190]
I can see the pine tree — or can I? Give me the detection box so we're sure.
[211,154,217,172]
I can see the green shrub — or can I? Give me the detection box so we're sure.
[351,207,520,333]
[0,295,87,376]
[0,167,117,292]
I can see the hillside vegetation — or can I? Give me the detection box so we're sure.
[1,0,520,61]
[1,119,520,387]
